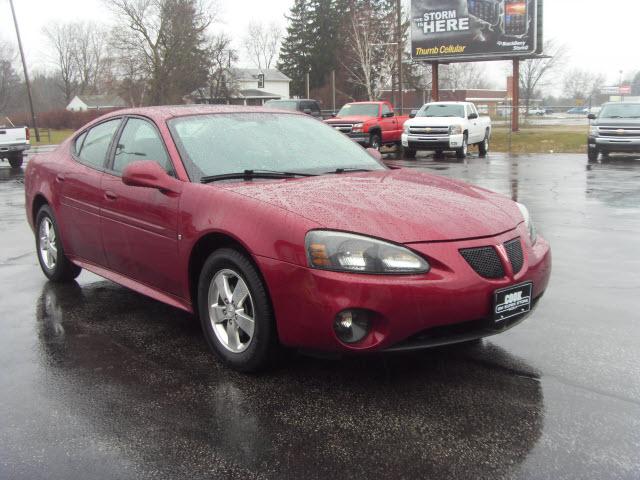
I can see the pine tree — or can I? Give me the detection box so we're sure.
[278,0,313,97]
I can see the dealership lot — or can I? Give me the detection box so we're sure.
[1,152,639,479]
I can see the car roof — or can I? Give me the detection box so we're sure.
[82,104,305,127]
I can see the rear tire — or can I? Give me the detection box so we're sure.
[588,147,599,162]
[35,205,82,282]
[9,154,23,169]
[402,146,416,159]
[197,248,279,372]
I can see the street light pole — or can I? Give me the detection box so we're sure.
[9,0,40,142]
[396,0,403,114]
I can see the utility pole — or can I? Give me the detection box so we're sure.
[9,0,40,142]
[305,71,310,99]
[331,70,336,112]
[396,0,403,114]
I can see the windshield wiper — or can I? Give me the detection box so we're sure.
[201,169,316,183]
[329,167,373,174]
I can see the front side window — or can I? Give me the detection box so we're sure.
[77,119,122,168]
[168,113,386,182]
[112,118,172,174]
[381,104,392,116]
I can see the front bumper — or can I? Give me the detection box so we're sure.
[589,135,640,152]
[401,133,464,150]
[346,132,369,146]
[257,225,551,353]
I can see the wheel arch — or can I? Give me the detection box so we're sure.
[187,231,273,318]
[32,193,50,226]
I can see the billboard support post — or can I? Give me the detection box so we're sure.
[512,58,520,132]
[431,62,439,102]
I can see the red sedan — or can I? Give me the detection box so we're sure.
[25,106,551,372]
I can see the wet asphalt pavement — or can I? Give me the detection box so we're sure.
[1,150,639,479]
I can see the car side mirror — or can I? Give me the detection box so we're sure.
[382,112,394,118]
[366,148,382,161]
[303,108,312,114]
[409,110,418,118]
[330,112,336,118]
[587,113,596,120]
[122,160,181,195]
[468,113,478,120]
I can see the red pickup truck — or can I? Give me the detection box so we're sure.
[325,101,409,150]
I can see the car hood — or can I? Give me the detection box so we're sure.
[593,118,640,127]
[325,116,373,124]
[218,169,520,243]
[406,117,465,127]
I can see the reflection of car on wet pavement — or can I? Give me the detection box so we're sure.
[24,105,551,372]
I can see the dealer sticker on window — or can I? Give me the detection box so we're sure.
[493,282,533,322]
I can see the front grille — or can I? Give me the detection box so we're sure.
[459,246,504,279]
[330,123,353,133]
[597,127,640,138]
[409,126,449,135]
[504,237,524,274]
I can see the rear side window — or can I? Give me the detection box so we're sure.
[74,132,87,155]
[77,119,121,168]
[112,118,172,174]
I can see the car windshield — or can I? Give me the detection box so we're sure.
[417,104,465,118]
[337,104,379,117]
[264,100,298,111]
[599,104,640,118]
[168,113,386,181]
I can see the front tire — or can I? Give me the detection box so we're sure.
[588,147,599,162]
[9,154,23,169]
[197,248,279,372]
[35,205,82,282]
[456,134,468,159]
[369,132,381,151]
[402,146,416,159]
[478,132,489,157]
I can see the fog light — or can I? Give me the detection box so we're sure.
[334,310,371,344]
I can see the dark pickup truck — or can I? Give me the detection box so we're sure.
[588,102,640,161]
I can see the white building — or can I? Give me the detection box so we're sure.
[66,95,127,112]
[187,68,292,106]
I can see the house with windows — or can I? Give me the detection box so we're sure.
[186,68,292,106]
[66,95,128,112]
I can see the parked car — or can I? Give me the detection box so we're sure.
[401,102,492,158]
[567,107,588,115]
[324,101,409,150]
[527,108,545,116]
[587,102,640,161]
[263,99,322,118]
[24,105,551,372]
[0,119,30,168]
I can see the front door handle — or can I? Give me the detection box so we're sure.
[104,190,118,200]
[56,173,65,183]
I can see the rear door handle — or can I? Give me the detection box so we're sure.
[56,173,65,183]
[104,191,118,200]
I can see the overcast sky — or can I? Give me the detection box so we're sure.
[2,0,639,92]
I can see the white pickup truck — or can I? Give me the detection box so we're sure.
[0,119,30,168]
[401,102,491,159]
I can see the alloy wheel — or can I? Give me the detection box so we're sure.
[207,269,255,353]
[38,217,58,270]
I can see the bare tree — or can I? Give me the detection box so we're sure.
[563,69,605,103]
[73,22,109,95]
[519,39,566,112]
[0,38,20,113]
[108,0,215,105]
[342,3,396,100]
[243,21,281,70]
[203,34,239,103]
[440,62,491,90]
[43,22,79,103]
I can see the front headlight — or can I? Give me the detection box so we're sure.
[516,203,537,245]
[306,230,430,274]
[589,126,598,136]
[352,123,364,133]
[403,123,410,133]
[449,124,463,135]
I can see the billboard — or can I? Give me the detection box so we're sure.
[410,0,540,61]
